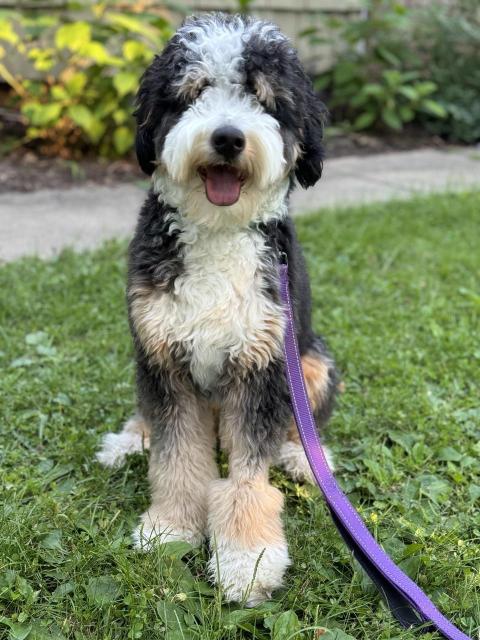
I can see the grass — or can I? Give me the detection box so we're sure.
[1,191,479,640]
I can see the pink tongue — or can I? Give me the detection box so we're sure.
[205,166,241,206]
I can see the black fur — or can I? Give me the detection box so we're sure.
[220,356,292,464]
[127,191,184,291]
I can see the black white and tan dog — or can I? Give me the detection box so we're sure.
[97,13,338,605]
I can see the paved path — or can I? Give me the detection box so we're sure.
[1,148,479,262]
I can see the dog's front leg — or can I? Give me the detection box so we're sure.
[208,360,291,605]
[132,363,218,550]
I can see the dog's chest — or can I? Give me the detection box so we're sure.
[142,230,283,389]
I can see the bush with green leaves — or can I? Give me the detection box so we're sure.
[310,0,447,133]
[411,0,480,144]
[0,4,173,158]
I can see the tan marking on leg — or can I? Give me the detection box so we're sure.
[134,397,219,550]
[302,352,331,408]
[208,474,285,548]
[287,418,301,445]
[287,351,331,444]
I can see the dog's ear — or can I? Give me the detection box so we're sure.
[134,47,176,176]
[295,84,327,189]
[134,61,158,175]
[135,120,156,177]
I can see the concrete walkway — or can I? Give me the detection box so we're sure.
[1,148,479,262]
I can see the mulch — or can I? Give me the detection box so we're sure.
[0,151,145,194]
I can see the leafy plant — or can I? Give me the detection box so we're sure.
[0,3,174,158]
[311,0,447,132]
[411,0,480,143]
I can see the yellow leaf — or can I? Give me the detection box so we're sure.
[0,19,19,46]
[51,85,68,101]
[22,101,62,126]
[34,59,54,72]
[122,40,152,62]
[55,22,91,52]
[78,41,122,66]
[113,71,137,97]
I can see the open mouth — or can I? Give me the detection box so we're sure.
[198,165,245,206]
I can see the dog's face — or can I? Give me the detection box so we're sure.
[135,14,326,228]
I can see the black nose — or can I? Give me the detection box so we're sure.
[211,126,245,160]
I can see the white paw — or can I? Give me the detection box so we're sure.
[132,512,203,552]
[96,430,148,468]
[208,541,290,606]
[275,441,334,483]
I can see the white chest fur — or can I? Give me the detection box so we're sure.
[132,228,284,389]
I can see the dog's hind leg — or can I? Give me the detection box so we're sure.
[275,342,337,483]
[96,413,151,468]
[208,360,292,606]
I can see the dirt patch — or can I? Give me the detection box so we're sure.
[0,149,144,194]
[325,128,449,159]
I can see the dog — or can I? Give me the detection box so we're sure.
[97,12,338,605]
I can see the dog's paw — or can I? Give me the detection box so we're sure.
[132,510,204,552]
[96,415,150,468]
[275,441,334,483]
[96,430,147,468]
[208,541,290,606]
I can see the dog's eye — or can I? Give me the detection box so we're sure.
[192,79,212,99]
[177,74,213,103]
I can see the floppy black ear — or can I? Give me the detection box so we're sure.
[295,85,327,189]
[135,120,156,176]
[134,56,163,176]
[134,43,179,176]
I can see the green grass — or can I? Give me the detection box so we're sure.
[1,191,479,640]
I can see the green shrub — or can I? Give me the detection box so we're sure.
[310,0,447,133]
[0,3,174,158]
[412,0,480,143]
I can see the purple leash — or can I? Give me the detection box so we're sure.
[279,262,472,640]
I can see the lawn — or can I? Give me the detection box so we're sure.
[0,191,479,640]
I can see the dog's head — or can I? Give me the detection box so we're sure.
[135,14,326,228]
